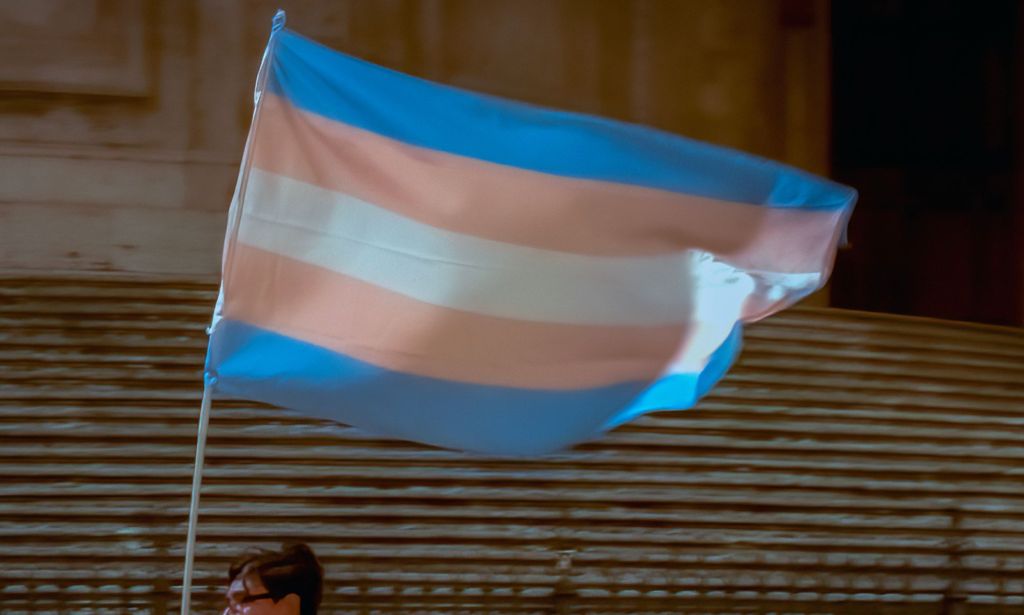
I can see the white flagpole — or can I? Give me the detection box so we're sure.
[178,12,286,613]
[180,382,213,614]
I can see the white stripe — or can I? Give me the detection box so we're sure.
[237,169,698,326]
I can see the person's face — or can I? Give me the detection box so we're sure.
[222,572,299,615]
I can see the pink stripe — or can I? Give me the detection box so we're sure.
[224,243,689,389]
[251,93,846,272]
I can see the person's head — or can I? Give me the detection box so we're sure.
[223,543,323,615]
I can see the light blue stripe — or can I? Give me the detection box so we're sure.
[206,320,734,455]
[601,323,742,429]
[267,29,856,210]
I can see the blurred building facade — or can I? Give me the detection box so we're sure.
[0,0,832,276]
[3,1,1022,325]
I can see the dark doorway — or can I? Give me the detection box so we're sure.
[830,0,1023,326]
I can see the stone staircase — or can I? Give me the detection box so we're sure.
[2,274,1023,614]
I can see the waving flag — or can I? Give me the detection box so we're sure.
[204,13,856,455]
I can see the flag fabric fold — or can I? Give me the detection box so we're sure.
[205,13,856,455]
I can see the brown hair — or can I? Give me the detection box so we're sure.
[228,543,323,615]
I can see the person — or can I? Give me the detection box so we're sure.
[222,543,323,614]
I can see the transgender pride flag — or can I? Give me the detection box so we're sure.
[204,13,856,456]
